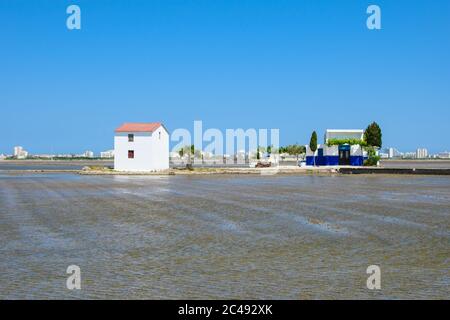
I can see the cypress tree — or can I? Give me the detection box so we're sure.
[310,131,318,166]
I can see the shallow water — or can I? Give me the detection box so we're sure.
[0,161,113,171]
[380,160,450,169]
[0,173,449,299]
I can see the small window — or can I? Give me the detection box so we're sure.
[128,134,134,142]
[159,131,161,140]
[128,150,134,159]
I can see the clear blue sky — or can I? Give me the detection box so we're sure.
[1,0,449,154]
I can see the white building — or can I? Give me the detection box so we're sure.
[100,150,114,158]
[386,147,401,158]
[13,146,21,156]
[0,154,7,160]
[114,122,169,172]
[306,129,365,166]
[389,148,394,158]
[57,154,74,158]
[84,150,94,158]
[379,152,389,159]
[416,148,428,159]
[438,151,450,159]
[403,152,416,159]
[13,146,28,159]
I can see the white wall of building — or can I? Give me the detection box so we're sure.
[351,145,363,156]
[324,145,338,156]
[306,144,363,156]
[114,126,169,172]
[306,144,322,156]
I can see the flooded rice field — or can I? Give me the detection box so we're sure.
[0,173,449,299]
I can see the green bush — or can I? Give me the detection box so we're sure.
[364,146,380,166]
[327,138,367,147]
[364,156,380,166]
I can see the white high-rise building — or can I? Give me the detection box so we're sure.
[388,148,394,158]
[13,146,28,159]
[416,148,428,159]
[14,146,22,157]
[387,147,401,158]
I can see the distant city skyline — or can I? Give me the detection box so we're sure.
[3,143,450,160]
[1,1,449,154]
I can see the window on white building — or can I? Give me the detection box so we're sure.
[128,150,134,159]
[128,134,134,142]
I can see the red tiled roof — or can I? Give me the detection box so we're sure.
[115,122,162,133]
